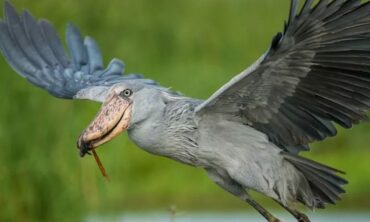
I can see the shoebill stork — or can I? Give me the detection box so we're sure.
[1,0,370,221]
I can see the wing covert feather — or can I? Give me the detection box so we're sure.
[196,0,370,152]
[0,1,155,101]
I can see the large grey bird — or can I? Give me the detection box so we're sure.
[1,0,370,221]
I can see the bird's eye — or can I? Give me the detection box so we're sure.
[120,89,133,97]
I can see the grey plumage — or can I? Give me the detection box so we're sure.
[196,0,370,153]
[0,1,156,100]
[2,1,370,222]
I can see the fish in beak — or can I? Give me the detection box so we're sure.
[77,93,132,157]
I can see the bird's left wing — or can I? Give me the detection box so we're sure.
[0,1,155,102]
[196,0,370,153]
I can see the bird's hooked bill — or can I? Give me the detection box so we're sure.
[77,94,132,157]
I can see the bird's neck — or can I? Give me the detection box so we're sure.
[128,99,201,165]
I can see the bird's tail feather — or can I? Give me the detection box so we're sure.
[283,152,348,209]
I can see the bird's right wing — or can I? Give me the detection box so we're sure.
[195,0,370,153]
[0,1,156,102]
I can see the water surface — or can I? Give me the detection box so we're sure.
[88,212,370,222]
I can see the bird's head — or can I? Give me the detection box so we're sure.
[77,82,168,157]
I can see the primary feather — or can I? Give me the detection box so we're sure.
[0,1,156,101]
[196,0,370,153]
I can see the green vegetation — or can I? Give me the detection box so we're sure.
[0,0,369,221]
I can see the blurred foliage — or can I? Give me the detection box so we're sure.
[0,0,369,221]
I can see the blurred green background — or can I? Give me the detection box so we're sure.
[0,0,369,221]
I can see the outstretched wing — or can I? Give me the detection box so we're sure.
[196,0,370,153]
[0,1,155,102]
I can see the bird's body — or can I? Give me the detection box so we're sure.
[199,117,287,197]
[128,93,320,209]
[1,0,370,221]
